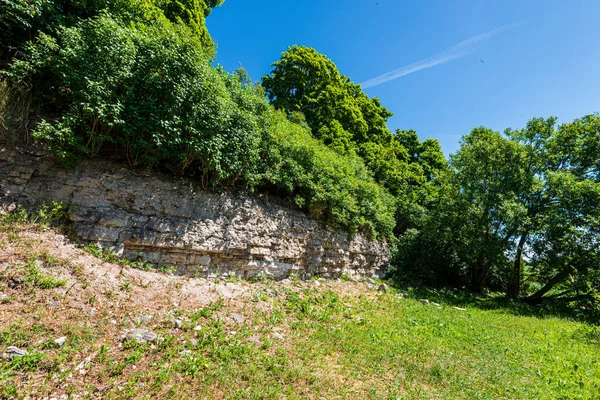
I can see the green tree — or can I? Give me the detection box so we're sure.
[393,115,600,307]
[262,45,447,234]
[262,45,393,153]
[0,0,223,65]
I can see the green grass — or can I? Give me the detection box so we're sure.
[2,283,599,399]
[84,243,175,273]
[1,217,598,399]
[0,257,68,290]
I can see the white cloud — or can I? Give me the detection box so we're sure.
[360,22,522,89]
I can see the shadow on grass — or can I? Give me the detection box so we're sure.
[387,280,599,326]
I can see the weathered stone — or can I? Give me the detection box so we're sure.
[231,314,245,324]
[137,314,153,324]
[377,283,388,293]
[420,299,430,305]
[54,337,67,346]
[2,346,28,359]
[0,152,389,279]
[123,328,157,343]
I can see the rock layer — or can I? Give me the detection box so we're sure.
[0,150,388,279]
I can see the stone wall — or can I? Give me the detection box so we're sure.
[0,149,388,279]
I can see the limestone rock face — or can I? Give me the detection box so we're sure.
[0,151,388,279]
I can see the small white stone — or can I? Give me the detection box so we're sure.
[54,336,67,346]
[193,325,202,331]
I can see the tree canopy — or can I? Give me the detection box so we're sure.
[391,115,600,316]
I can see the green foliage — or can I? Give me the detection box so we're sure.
[392,114,600,314]
[9,15,261,178]
[0,0,222,64]
[262,46,447,234]
[0,202,70,231]
[256,110,395,237]
[24,258,68,289]
[4,14,395,237]
[262,45,393,151]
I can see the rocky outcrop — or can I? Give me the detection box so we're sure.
[0,149,388,279]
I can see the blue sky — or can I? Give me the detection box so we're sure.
[207,0,600,155]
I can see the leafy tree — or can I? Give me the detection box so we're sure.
[262,45,393,153]
[392,115,600,308]
[0,0,222,65]
[3,12,396,238]
[262,45,447,234]
[511,115,600,303]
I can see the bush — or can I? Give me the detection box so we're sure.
[8,15,262,183]
[257,110,396,237]
[4,13,395,238]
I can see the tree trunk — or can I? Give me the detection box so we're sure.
[508,232,528,299]
[523,267,571,304]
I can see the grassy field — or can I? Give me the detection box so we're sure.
[1,223,599,399]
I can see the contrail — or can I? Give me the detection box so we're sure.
[360,22,522,89]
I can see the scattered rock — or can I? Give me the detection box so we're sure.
[173,318,183,329]
[89,307,97,316]
[377,283,388,293]
[110,320,117,325]
[396,293,405,299]
[75,357,92,372]
[272,332,285,340]
[420,299,430,305]
[231,314,245,324]
[367,278,376,285]
[137,314,153,324]
[431,302,441,307]
[314,280,321,287]
[54,336,67,346]
[179,349,192,356]
[189,339,198,346]
[123,328,158,343]
[2,346,28,359]
[193,325,202,332]
[452,306,467,311]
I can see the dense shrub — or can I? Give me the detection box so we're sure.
[257,111,396,237]
[3,13,395,238]
[0,0,221,65]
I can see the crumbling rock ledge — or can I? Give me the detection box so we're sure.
[0,150,388,279]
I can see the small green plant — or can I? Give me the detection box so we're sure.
[225,274,241,284]
[120,281,132,292]
[0,202,72,233]
[249,272,274,283]
[23,258,67,289]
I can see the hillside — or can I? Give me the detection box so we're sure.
[1,223,599,399]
